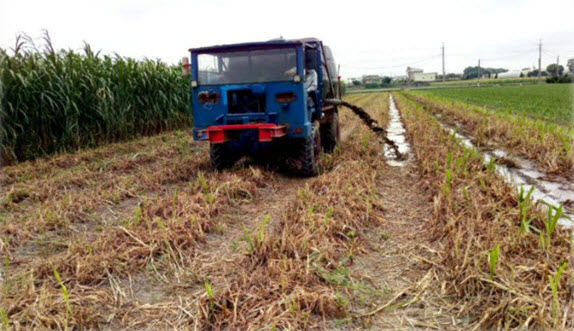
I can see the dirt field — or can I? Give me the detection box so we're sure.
[1,92,571,330]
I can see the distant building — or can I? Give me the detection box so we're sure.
[392,75,408,83]
[406,67,437,82]
[362,75,382,85]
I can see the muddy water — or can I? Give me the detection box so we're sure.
[384,95,411,166]
[439,122,574,227]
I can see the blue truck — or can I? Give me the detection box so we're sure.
[188,38,340,176]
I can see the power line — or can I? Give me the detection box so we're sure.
[441,42,445,82]
[538,39,542,81]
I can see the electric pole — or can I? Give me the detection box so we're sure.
[538,38,542,82]
[556,56,560,76]
[441,42,446,82]
[478,59,481,79]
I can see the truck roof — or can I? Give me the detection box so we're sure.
[188,37,321,53]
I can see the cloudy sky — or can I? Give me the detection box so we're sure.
[2,0,574,78]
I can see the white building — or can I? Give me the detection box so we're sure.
[362,75,382,85]
[407,67,437,82]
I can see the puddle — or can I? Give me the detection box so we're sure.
[439,122,574,227]
[384,95,411,166]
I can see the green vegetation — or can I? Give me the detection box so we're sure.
[461,66,507,79]
[420,84,573,124]
[394,92,572,329]
[429,77,539,87]
[0,32,190,164]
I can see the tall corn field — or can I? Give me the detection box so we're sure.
[0,32,190,164]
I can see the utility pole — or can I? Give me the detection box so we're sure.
[556,56,560,76]
[478,59,481,79]
[441,42,446,82]
[538,38,542,82]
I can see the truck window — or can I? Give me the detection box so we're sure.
[197,48,297,85]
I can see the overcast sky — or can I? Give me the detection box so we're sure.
[1,0,574,78]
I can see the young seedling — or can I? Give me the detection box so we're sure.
[0,309,8,331]
[517,186,535,233]
[539,204,563,250]
[486,157,496,172]
[443,168,452,196]
[3,256,8,280]
[204,281,214,316]
[323,207,333,227]
[53,267,71,321]
[132,204,142,225]
[257,214,270,244]
[290,297,297,317]
[243,228,254,253]
[488,244,500,280]
[549,262,567,325]
[229,240,238,252]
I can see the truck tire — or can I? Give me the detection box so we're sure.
[320,111,340,153]
[210,143,239,170]
[292,126,320,177]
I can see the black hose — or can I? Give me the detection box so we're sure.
[325,98,403,160]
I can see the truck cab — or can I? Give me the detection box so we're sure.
[189,38,339,176]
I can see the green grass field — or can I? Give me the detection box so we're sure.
[429,77,540,87]
[420,84,574,125]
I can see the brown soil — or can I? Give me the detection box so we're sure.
[337,163,468,330]
[1,93,467,330]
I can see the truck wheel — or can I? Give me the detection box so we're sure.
[292,126,320,177]
[210,143,239,170]
[320,111,340,153]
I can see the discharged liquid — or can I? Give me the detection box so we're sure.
[384,95,411,166]
[438,122,574,227]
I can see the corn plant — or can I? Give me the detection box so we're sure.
[443,168,452,196]
[243,228,255,253]
[204,282,214,315]
[517,186,535,233]
[132,204,142,225]
[257,214,270,244]
[323,207,333,226]
[53,268,71,319]
[0,309,7,330]
[549,262,567,325]
[488,244,500,280]
[539,204,563,250]
[485,157,496,172]
[3,256,8,280]
[0,31,190,164]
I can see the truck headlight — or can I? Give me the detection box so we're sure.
[275,92,296,103]
[198,91,219,104]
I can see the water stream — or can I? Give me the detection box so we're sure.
[438,120,574,227]
[384,95,412,166]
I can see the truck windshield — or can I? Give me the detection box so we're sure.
[197,48,297,85]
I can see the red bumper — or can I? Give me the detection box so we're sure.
[201,124,287,143]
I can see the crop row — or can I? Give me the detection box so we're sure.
[0,93,393,329]
[394,93,571,329]
[0,33,190,164]
[403,91,573,176]
[418,84,573,125]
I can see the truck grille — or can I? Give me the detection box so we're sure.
[227,89,266,114]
